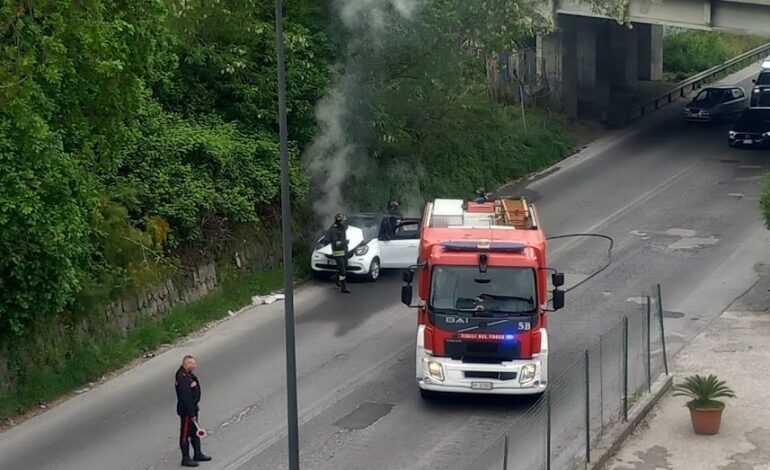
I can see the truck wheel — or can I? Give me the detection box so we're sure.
[365,258,381,282]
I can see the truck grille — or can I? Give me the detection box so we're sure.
[464,371,517,381]
[444,339,521,361]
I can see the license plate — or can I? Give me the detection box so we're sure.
[743,139,753,144]
[471,382,493,390]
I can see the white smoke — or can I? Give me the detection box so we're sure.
[303,0,421,223]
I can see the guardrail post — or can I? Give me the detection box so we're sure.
[657,283,669,375]
[646,296,652,393]
[585,349,591,462]
[599,335,604,429]
[503,435,509,470]
[623,316,628,422]
[546,389,552,470]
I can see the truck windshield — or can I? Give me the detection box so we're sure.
[430,266,537,315]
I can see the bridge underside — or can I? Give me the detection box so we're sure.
[556,0,770,37]
[537,15,667,123]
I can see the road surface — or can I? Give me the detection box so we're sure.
[0,65,768,470]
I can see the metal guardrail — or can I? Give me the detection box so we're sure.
[624,41,770,124]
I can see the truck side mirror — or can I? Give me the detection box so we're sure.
[402,269,414,284]
[552,272,565,288]
[552,289,565,310]
[401,285,413,306]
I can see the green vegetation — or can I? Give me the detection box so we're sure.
[0,0,584,422]
[0,263,303,421]
[673,374,736,409]
[663,29,768,81]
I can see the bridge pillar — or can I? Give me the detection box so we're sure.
[562,18,579,118]
[610,23,638,88]
[637,23,663,81]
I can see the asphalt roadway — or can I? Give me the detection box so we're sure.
[1,64,769,470]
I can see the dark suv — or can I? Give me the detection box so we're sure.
[750,71,770,106]
[728,107,770,148]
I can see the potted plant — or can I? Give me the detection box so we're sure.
[673,374,736,435]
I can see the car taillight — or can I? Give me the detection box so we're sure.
[424,327,434,352]
[532,330,542,354]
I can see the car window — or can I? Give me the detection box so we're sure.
[346,215,381,241]
[757,73,770,85]
[737,109,770,126]
[392,221,420,240]
[694,89,723,101]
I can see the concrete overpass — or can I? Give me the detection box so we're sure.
[524,0,770,122]
[556,0,770,36]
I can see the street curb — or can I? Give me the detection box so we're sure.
[588,373,674,470]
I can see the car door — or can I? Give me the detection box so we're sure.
[378,218,421,268]
[734,88,749,114]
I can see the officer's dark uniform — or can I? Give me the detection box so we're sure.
[327,215,351,293]
[175,366,210,467]
[385,201,402,238]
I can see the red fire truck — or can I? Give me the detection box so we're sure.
[401,197,565,397]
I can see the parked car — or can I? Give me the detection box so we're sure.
[762,54,770,71]
[682,86,748,122]
[728,107,770,148]
[750,71,770,106]
[310,213,421,282]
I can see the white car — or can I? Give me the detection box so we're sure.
[762,55,770,71]
[310,213,421,282]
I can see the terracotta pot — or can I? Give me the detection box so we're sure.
[688,405,724,435]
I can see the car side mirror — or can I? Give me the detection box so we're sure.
[402,269,414,283]
[552,289,565,310]
[753,79,757,84]
[552,272,565,288]
[401,285,413,306]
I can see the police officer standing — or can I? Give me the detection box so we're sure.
[327,213,351,294]
[175,355,211,467]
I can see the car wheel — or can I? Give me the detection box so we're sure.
[366,257,381,282]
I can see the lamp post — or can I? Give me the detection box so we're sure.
[274,0,300,468]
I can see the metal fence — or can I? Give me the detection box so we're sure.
[467,284,670,470]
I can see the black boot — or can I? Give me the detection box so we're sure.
[181,442,199,467]
[191,436,212,462]
[340,280,351,294]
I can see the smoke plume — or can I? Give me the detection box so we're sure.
[303,0,420,223]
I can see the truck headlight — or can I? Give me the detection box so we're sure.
[763,132,770,138]
[729,131,736,138]
[753,87,761,94]
[427,361,444,381]
[520,364,537,383]
[354,244,369,256]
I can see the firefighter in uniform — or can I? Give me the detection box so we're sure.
[387,200,402,218]
[175,355,211,467]
[327,213,351,293]
[474,188,489,203]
